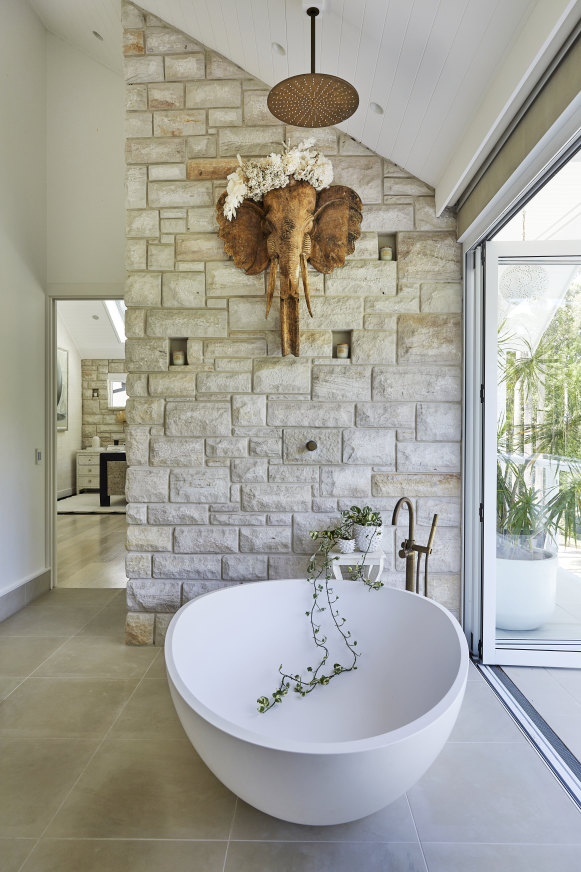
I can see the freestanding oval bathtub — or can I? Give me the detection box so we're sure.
[166,578,468,825]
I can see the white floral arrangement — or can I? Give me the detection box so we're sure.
[223,139,333,221]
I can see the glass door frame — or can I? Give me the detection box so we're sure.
[474,240,581,667]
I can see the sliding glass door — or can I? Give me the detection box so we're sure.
[481,241,581,666]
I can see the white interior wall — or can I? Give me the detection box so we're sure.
[0,0,48,596]
[56,312,82,498]
[47,32,125,290]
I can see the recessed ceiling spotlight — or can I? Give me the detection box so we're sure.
[272,42,286,56]
[92,314,100,320]
[92,30,104,41]
[370,102,384,115]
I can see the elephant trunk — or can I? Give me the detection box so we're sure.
[279,272,300,357]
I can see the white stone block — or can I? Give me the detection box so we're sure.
[206,262,264,296]
[208,107,242,126]
[126,578,182,612]
[148,504,208,524]
[361,204,414,233]
[147,243,174,270]
[417,497,460,527]
[325,260,396,296]
[417,403,461,441]
[355,402,415,428]
[371,472,461,497]
[232,395,266,426]
[268,554,309,579]
[149,436,203,466]
[396,442,460,473]
[285,127,338,153]
[125,272,161,307]
[125,397,164,425]
[206,437,248,457]
[218,126,285,156]
[126,166,147,208]
[126,210,159,238]
[372,366,460,402]
[331,156,383,204]
[420,282,462,313]
[229,298,279,331]
[187,135,218,158]
[346,232,379,260]
[206,52,248,79]
[187,207,218,232]
[312,365,370,401]
[146,308,227,338]
[253,358,311,394]
[126,83,148,111]
[164,53,205,81]
[292,513,341,553]
[125,553,151,578]
[145,28,202,54]
[166,401,231,436]
[174,526,238,554]
[125,111,152,138]
[161,272,204,307]
[241,484,312,512]
[126,239,147,269]
[283,429,341,463]
[342,429,395,466]
[268,401,353,427]
[398,315,461,365]
[240,527,291,552]
[268,466,318,484]
[127,525,172,552]
[125,338,168,372]
[126,468,169,502]
[351,329,396,365]
[148,82,184,109]
[126,137,185,164]
[222,555,268,581]
[397,232,461,282]
[267,330,332,358]
[198,371,251,393]
[320,466,371,497]
[243,90,280,125]
[152,552,221,579]
[186,80,241,108]
[153,110,206,137]
[126,503,147,525]
[175,233,228,261]
[124,56,164,83]
[384,177,433,197]
[414,197,456,232]
[148,181,213,208]
[248,437,282,457]
[231,459,268,482]
[170,468,230,503]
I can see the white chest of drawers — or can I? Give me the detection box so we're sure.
[76,450,102,493]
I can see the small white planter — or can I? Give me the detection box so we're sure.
[496,551,558,630]
[336,537,355,553]
[353,524,383,552]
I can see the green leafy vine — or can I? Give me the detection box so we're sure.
[257,509,383,713]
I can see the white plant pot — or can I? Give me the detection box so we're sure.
[353,524,383,552]
[336,538,355,553]
[496,551,558,631]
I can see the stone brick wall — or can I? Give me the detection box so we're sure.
[82,358,126,448]
[122,1,462,645]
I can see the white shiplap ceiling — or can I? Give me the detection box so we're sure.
[58,300,125,360]
[28,0,581,209]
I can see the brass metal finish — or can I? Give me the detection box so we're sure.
[267,6,359,128]
[392,498,439,597]
[306,440,318,451]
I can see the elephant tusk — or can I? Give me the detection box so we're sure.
[301,253,313,317]
[265,257,278,318]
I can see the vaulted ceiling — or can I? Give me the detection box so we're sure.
[29,0,581,210]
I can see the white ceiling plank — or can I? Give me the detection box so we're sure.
[340,0,389,139]
[212,0,247,74]
[319,0,344,79]
[250,0,275,86]
[266,0,289,83]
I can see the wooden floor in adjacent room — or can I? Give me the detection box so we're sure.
[57,514,126,588]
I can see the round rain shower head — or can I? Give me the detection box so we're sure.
[267,7,359,128]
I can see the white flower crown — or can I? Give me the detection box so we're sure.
[223,139,333,221]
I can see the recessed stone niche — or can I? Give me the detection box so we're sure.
[122,1,462,645]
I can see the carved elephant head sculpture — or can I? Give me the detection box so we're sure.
[216,179,363,356]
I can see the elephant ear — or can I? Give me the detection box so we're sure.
[309,186,363,274]
[216,191,269,275]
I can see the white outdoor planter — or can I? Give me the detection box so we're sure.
[496,550,558,631]
[336,537,355,553]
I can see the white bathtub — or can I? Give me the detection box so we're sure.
[166,578,468,825]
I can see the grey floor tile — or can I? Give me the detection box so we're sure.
[0,638,64,677]
[21,839,227,872]
[35,636,157,679]
[35,589,119,608]
[548,667,581,705]
[0,605,97,638]
[146,649,168,678]
[47,737,236,839]
[503,666,580,717]
[449,681,523,742]
[0,678,23,700]
[76,602,128,640]
[0,738,97,837]
[0,839,36,872]
[0,677,137,738]
[225,841,428,872]
[110,678,186,739]
[467,660,483,681]
[231,794,418,842]
[538,711,581,760]
[422,842,581,872]
[407,740,581,844]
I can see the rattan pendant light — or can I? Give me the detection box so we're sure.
[267,6,359,128]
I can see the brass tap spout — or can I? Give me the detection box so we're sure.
[392,497,415,593]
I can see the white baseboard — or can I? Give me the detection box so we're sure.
[0,569,52,622]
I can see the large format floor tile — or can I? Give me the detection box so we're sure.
[0,677,137,738]
[0,678,22,701]
[225,840,428,872]
[110,678,186,739]
[20,839,227,872]
[0,839,36,872]
[422,842,581,872]
[0,738,96,837]
[35,636,157,679]
[47,737,236,839]
[0,637,64,677]
[230,795,418,843]
[448,680,523,742]
[407,740,581,844]
[0,605,98,638]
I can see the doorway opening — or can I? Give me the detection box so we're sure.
[54,299,127,589]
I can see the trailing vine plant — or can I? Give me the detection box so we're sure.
[257,510,383,713]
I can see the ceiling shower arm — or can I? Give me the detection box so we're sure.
[307,7,319,75]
